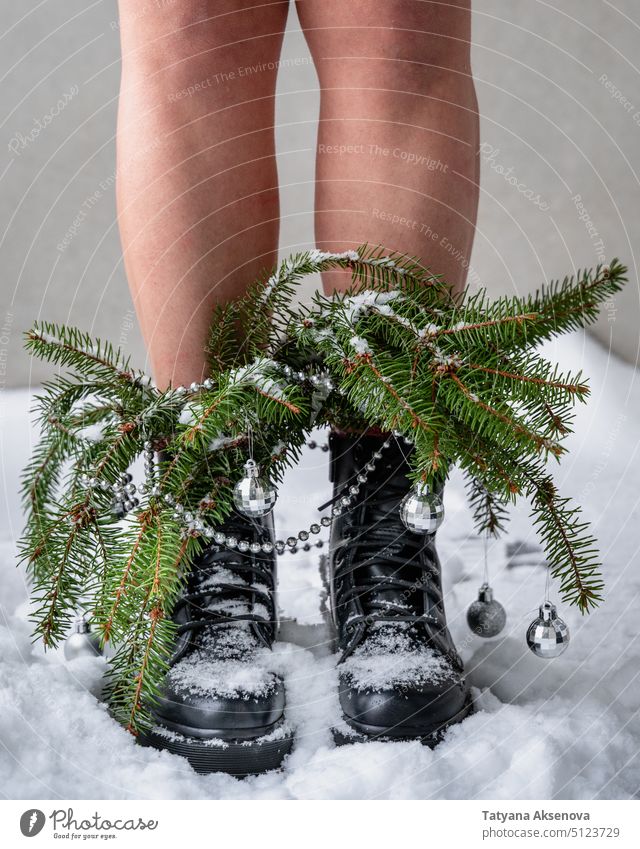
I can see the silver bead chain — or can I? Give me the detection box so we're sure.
[81,430,414,557]
[171,366,335,399]
[160,433,412,555]
[80,365,413,557]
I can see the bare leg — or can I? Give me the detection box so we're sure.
[116,1,289,388]
[296,0,479,293]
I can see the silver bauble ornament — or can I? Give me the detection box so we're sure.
[466,583,507,637]
[526,602,570,658]
[64,615,102,661]
[233,459,277,517]
[399,482,444,534]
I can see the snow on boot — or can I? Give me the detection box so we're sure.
[327,432,472,743]
[138,512,292,776]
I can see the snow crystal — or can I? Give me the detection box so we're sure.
[228,357,287,400]
[308,249,359,264]
[342,290,401,325]
[162,560,278,700]
[74,422,107,442]
[134,373,156,389]
[418,323,440,337]
[178,404,202,426]
[433,349,462,367]
[307,327,340,352]
[261,273,279,302]
[340,624,453,691]
[208,434,237,452]
[151,724,230,749]
[240,721,293,746]
[350,336,371,355]
[39,331,95,352]
[262,248,360,304]
[168,627,278,700]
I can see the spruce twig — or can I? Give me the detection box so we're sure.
[20,247,627,729]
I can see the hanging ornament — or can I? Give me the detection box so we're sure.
[467,535,506,637]
[526,601,570,658]
[400,481,444,534]
[233,459,278,518]
[233,421,278,518]
[467,583,507,638]
[64,614,103,661]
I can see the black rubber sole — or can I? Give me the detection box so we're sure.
[138,723,294,777]
[332,694,474,748]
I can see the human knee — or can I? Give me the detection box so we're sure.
[301,0,472,92]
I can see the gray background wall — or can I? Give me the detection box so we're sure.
[1,0,638,387]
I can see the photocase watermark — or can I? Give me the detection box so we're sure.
[19,806,159,839]
[371,206,482,287]
[20,809,45,837]
[168,57,313,102]
[479,142,550,212]
[318,142,448,172]
[7,85,80,157]
[119,309,136,346]
[571,193,606,264]
[0,312,14,409]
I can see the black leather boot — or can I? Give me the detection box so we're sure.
[328,432,472,742]
[138,512,293,775]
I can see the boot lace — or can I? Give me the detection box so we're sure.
[170,516,276,663]
[333,470,441,635]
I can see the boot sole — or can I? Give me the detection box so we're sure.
[138,721,294,777]
[332,693,474,747]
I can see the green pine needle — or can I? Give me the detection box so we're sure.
[19,247,627,730]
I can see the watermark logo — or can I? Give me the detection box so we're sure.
[479,142,550,212]
[20,809,45,837]
[7,85,80,158]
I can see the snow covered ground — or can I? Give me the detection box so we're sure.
[0,332,639,799]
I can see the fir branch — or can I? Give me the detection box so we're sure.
[465,475,510,537]
[20,246,626,731]
[25,323,134,383]
[531,479,603,611]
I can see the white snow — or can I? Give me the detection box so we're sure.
[1,331,639,798]
[168,628,278,700]
[228,357,287,401]
[340,624,454,691]
[208,434,237,452]
[178,403,202,427]
[350,336,372,356]
[73,421,108,443]
[418,323,440,337]
[342,290,401,325]
[307,249,359,265]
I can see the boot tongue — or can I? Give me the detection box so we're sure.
[354,511,424,616]
[341,435,426,618]
[363,562,422,614]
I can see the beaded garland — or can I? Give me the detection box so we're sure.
[80,370,414,557]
